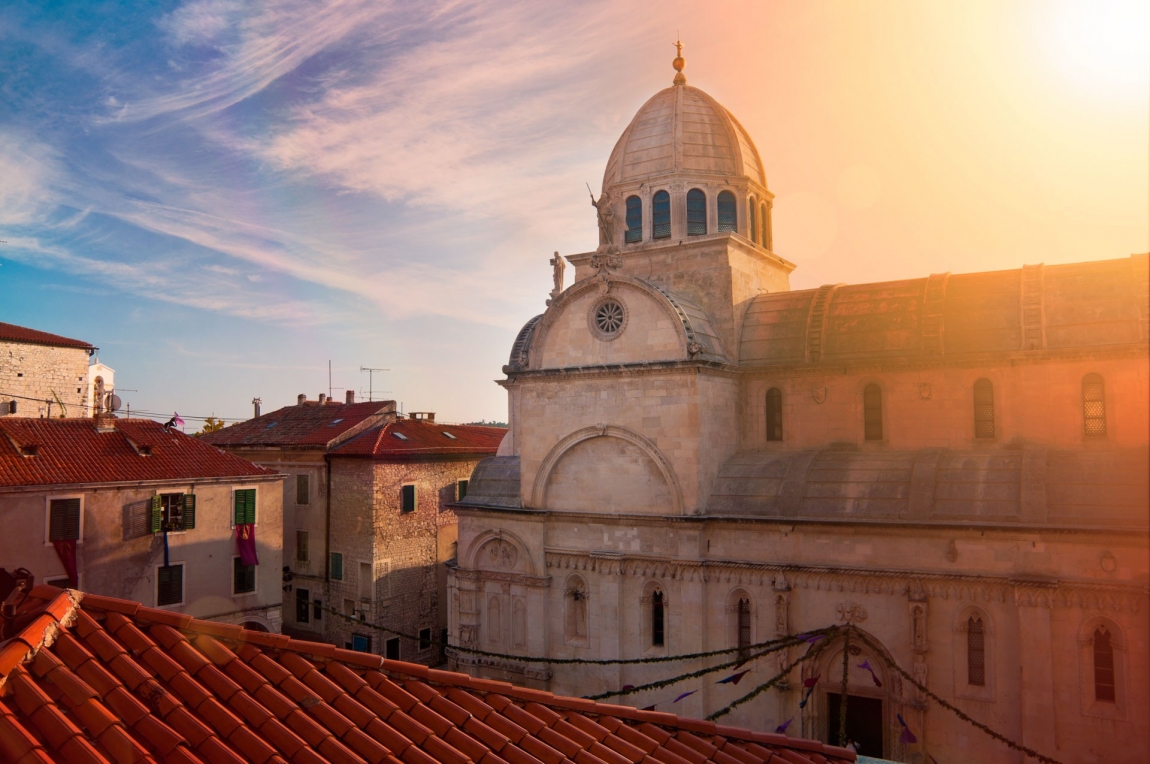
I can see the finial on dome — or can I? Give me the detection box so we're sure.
[672,37,686,86]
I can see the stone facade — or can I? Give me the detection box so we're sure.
[449,57,1149,763]
[0,340,91,418]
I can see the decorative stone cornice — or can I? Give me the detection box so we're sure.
[542,549,1147,613]
[446,648,553,681]
[453,568,551,588]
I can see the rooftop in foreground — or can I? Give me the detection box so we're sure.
[0,583,856,764]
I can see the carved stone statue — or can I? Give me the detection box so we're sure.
[93,377,105,415]
[591,189,616,250]
[549,252,565,304]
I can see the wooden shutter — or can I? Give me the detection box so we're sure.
[295,588,310,623]
[234,489,256,525]
[150,495,163,534]
[330,552,344,581]
[157,565,183,606]
[49,499,81,541]
[296,474,309,505]
[182,494,196,530]
[233,557,256,594]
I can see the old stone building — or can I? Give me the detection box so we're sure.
[0,322,110,419]
[0,415,284,631]
[448,53,1150,762]
[202,393,395,642]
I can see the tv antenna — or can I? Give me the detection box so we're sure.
[360,366,390,402]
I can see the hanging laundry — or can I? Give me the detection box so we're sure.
[236,523,259,566]
[51,539,77,588]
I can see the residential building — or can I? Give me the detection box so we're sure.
[0,415,284,631]
[0,321,112,419]
[0,579,860,764]
[449,52,1150,761]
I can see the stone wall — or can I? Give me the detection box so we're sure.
[0,341,90,418]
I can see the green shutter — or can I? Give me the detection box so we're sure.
[234,489,256,525]
[330,552,343,581]
[150,495,163,534]
[182,494,196,530]
[458,480,468,500]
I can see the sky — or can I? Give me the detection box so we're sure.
[1,0,1147,427]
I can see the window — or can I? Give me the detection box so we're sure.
[686,189,707,235]
[330,552,344,580]
[343,598,355,616]
[234,557,256,595]
[1093,628,1116,702]
[353,634,372,653]
[233,489,256,525]
[157,565,184,607]
[761,203,769,249]
[393,432,409,441]
[443,432,457,439]
[717,191,736,232]
[737,598,751,661]
[419,628,432,651]
[48,498,81,542]
[594,299,626,337]
[313,598,323,621]
[974,379,995,439]
[652,191,671,239]
[1083,374,1106,436]
[625,195,643,243]
[359,562,373,602]
[652,590,665,647]
[766,388,783,441]
[566,576,588,640]
[295,588,310,623]
[296,474,309,505]
[967,617,985,686]
[150,493,195,533]
[400,484,416,513]
[457,480,469,501]
[863,384,883,441]
[384,637,399,659]
[296,530,309,563]
[748,199,758,244]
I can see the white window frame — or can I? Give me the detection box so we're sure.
[229,486,259,529]
[154,491,189,536]
[295,530,310,563]
[44,494,85,546]
[231,555,258,597]
[155,562,186,608]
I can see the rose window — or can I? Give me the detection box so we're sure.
[595,300,625,335]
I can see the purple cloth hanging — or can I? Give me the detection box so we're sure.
[236,524,259,566]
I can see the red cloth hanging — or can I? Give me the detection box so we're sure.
[236,524,259,566]
[52,539,78,588]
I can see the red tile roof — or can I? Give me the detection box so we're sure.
[0,585,856,764]
[331,419,506,459]
[0,419,277,488]
[0,322,94,350]
[201,403,394,449]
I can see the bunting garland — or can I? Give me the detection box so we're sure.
[857,659,883,687]
[774,717,793,734]
[671,690,696,703]
[897,713,918,745]
[716,669,750,685]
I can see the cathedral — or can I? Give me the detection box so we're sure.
[447,50,1149,763]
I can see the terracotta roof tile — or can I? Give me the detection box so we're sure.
[201,401,394,449]
[0,321,93,350]
[330,419,506,459]
[0,587,855,764]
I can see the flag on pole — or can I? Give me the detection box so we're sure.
[716,670,750,685]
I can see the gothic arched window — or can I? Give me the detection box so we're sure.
[625,195,643,243]
[766,388,783,441]
[1083,374,1106,436]
[748,199,758,244]
[762,203,771,250]
[863,384,883,441]
[512,599,527,648]
[718,191,737,232]
[652,590,665,647]
[487,596,501,644]
[1094,627,1116,702]
[566,576,588,639]
[737,598,751,661]
[653,191,671,240]
[686,189,707,236]
[974,378,995,439]
[967,617,985,686]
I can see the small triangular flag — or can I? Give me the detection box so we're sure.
[672,690,696,703]
[716,670,750,685]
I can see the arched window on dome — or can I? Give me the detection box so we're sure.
[748,198,758,244]
[766,388,783,441]
[761,202,770,250]
[625,196,642,244]
[686,189,707,236]
[717,191,736,232]
[653,191,671,240]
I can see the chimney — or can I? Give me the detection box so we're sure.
[94,412,117,433]
[318,393,327,405]
[345,390,355,404]
[252,398,261,419]
[297,394,307,405]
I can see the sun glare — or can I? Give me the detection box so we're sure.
[1046,0,1150,96]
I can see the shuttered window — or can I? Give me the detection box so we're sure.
[233,557,256,594]
[967,617,985,686]
[48,498,81,542]
[234,489,256,525]
[766,388,783,441]
[157,565,183,606]
[400,485,416,514]
[625,196,642,243]
[1093,628,1116,702]
[330,552,344,580]
[652,590,665,647]
[296,474,309,505]
[153,493,195,533]
[686,189,707,235]
[295,530,309,562]
[1082,374,1106,436]
[974,379,995,439]
[457,480,469,501]
[652,191,671,239]
[863,384,883,441]
[296,588,310,623]
[717,191,736,232]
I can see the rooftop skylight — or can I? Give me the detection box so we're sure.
[443,432,457,439]
[393,432,408,440]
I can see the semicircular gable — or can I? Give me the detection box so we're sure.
[467,530,535,576]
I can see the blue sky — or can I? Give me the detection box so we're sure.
[2,1,1147,426]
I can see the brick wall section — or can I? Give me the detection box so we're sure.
[0,341,90,417]
[325,456,479,665]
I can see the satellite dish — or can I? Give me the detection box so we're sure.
[105,394,122,412]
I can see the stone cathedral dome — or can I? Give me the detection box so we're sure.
[601,52,767,193]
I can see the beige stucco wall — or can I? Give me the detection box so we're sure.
[0,476,284,630]
[0,341,91,418]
